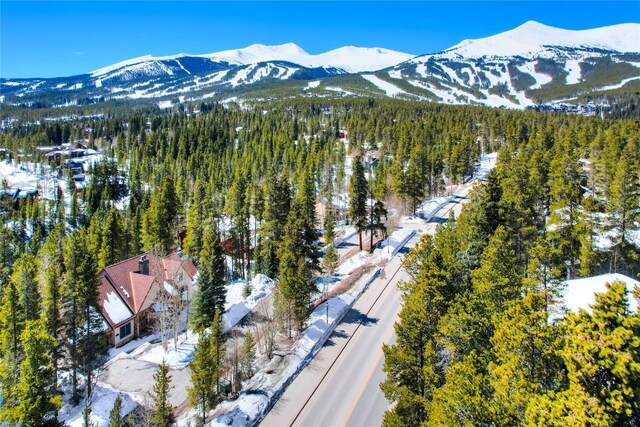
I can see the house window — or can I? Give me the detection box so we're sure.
[119,323,132,339]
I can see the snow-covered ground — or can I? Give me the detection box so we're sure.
[561,273,639,317]
[471,152,498,183]
[565,59,582,84]
[0,152,104,217]
[304,80,320,90]
[361,74,409,97]
[223,274,274,332]
[60,384,138,427]
[378,228,417,259]
[415,196,451,221]
[336,250,369,276]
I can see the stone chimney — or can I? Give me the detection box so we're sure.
[139,255,149,275]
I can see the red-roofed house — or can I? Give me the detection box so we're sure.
[98,252,198,347]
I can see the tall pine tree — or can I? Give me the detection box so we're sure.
[348,155,368,250]
[190,222,227,331]
[150,361,174,427]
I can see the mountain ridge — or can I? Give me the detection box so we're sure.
[90,43,415,77]
[440,21,640,58]
[2,21,639,110]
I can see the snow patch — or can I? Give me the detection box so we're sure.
[562,273,639,316]
[517,61,552,89]
[565,59,582,84]
[361,74,408,97]
[223,274,274,332]
[597,75,640,91]
[305,80,321,90]
[378,228,416,259]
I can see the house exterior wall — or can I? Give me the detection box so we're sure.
[174,265,197,300]
[113,320,135,347]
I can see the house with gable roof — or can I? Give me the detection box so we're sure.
[98,252,197,347]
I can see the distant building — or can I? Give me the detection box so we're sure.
[98,252,197,347]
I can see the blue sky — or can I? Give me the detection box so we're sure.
[1,1,638,78]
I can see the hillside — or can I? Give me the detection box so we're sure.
[1,21,639,109]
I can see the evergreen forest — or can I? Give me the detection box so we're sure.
[0,98,638,425]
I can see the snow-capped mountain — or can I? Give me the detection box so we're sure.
[441,21,640,59]
[90,43,413,77]
[2,22,639,109]
[357,21,640,108]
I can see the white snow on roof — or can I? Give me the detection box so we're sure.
[119,286,130,299]
[103,291,133,325]
[563,273,639,315]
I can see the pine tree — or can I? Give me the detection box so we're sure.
[348,155,368,250]
[61,229,103,404]
[548,136,584,279]
[98,207,127,269]
[239,330,255,381]
[12,319,62,427]
[526,281,640,425]
[256,174,291,277]
[69,187,79,228]
[182,178,206,260]
[0,281,25,425]
[368,199,387,252]
[381,235,450,426]
[322,202,339,293]
[12,254,40,321]
[190,222,227,332]
[322,244,339,295]
[188,311,224,426]
[150,361,175,427]
[39,223,66,395]
[471,225,522,314]
[488,292,564,425]
[224,172,250,279]
[108,395,123,427]
[578,195,601,276]
[0,224,15,295]
[607,155,638,246]
[297,165,319,268]
[277,206,316,334]
[427,353,493,427]
[395,145,426,215]
[141,177,178,255]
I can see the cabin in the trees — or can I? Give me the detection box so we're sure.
[98,252,198,347]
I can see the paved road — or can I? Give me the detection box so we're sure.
[261,195,467,427]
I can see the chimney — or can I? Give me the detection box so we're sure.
[139,255,149,275]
